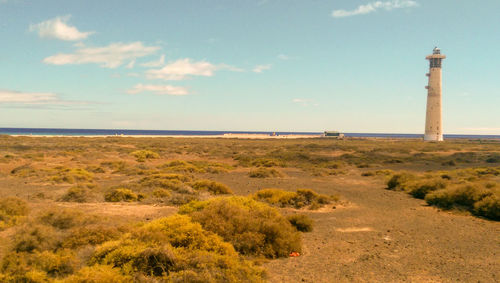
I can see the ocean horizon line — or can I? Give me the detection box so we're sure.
[0,127,499,139]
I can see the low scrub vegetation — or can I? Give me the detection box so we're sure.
[131,149,159,162]
[0,197,29,230]
[249,168,283,178]
[191,179,233,195]
[59,186,95,203]
[104,188,144,202]
[253,188,336,210]
[387,168,500,220]
[287,214,314,232]
[48,167,94,184]
[180,196,302,258]
[91,214,265,281]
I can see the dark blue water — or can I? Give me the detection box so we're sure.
[0,128,499,139]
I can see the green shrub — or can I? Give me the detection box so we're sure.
[253,188,333,209]
[473,194,500,220]
[131,150,159,162]
[408,178,447,199]
[287,214,313,232]
[425,184,493,210]
[139,174,194,194]
[38,208,91,230]
[152,188,171,198]
[59,186,93,203]
[159,160,199,173]
[192,180,233,195]
[105,188,142,202]
[62,225,123,249]
[0,197,29,230]
[64,265,132,283]
[91,215,264,281]
[386,173,415,191]
[48,167,94,184]
[13,224,60,253]
[248,168,283,178]
[31,249,79,277]
[251,158,284,168]
[10,164,37,177]
[180,197,302,258]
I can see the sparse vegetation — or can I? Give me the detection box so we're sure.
[180,196,302,258]
[249,168,283,178]
[253,188,335,209]
[131,149,159,162]
[104,188,143,202]
[0,197,29,230]
[287,214,314,232]
[192,179,233,195]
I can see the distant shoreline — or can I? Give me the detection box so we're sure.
[1,128,499,140]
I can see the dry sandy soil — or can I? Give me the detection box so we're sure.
[0,137,498,282]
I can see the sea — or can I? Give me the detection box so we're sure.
[0,128,499,139]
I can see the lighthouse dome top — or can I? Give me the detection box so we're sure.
[433,47,441,54]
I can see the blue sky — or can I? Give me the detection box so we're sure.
[0,0,499,134]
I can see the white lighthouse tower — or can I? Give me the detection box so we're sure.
[424,47,446,141]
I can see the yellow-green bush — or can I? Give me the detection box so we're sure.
[48,167,93,184]
[408,178,447,199]
[191,180,233,195]
[287,214,314,232]
[10,164,37,177]
[139,174,194,194]
[62,225,123,249]
[0,197,29,230]
[104,188,143,202]
[63,265,132,283]
[13,224,60,252]
[386,172,416,191]
[131,150,159,162]
[253,188,334,209]
[425,184,498,219]
[159,160,199,173]
[248,168,283,178]
[152,188,171,199]
[251,158,285,168]
[59,186,94,203]
[90,215,265,281]
[473,194,500,220]
[38,208,91,230]
[180,197,302,258]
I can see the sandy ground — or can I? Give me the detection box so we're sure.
[260,174,500,283]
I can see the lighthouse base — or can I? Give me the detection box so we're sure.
[424,133,443,142]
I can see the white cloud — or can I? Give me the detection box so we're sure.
[43,42,160,68]
[127,84,189,96]
[277,54,289,60]
[292,98,318,107]
[253,64,271,73]
[0,89,57,103]
[332,0,418,18]
[126,60,135,69]
[140,55,165,67]
[0,89,90,108]
[146,58,217,80]
[30,15,94,41]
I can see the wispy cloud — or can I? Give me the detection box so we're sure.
[140,55,165,67]
[0,89,91,109]
[30,15,94,41]
[43,42,160,68]
[146,58,240,80]
[127,84,189,96]
[332,0,418,18]
[277,54,289,60]
[253,64,271,73]
[146,59,216,80]
[292,98,318,107]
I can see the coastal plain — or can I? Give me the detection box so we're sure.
[0,136,498,282]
